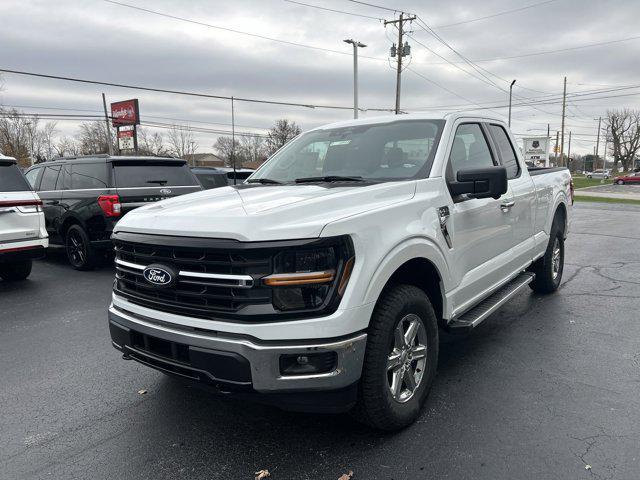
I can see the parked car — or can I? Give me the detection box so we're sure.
[586,169,610,179]
[107,113,572,430]
[613,172,640,184]
[218,167,255,185]
[0,154,48,281]
[190,167,230,190]
[24,155,202,270]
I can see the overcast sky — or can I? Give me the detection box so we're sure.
[1,0,640,155]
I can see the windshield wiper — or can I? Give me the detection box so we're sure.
[147,180,168,185]
[246,178,283,185]
[294,175,364,183]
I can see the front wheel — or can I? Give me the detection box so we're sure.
[354,284,439,431]
[0,259,33,281]
[528,228,564,293]
[617,180,624,185]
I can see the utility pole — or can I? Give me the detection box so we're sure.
[384,12,416,114]
[555,130,559,166]
[602,135,608,183]
[508,79,516,127]
[231,96,236,185]
[594,116,602,171]
[567,131,572,171]
[559,76,567,166]
[344,39,366,119]
[101,93,114,156]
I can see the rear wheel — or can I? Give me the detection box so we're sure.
[65,225,95,270]
[0,259,33,281]
[354,284,439,431]
[528,224,564,293]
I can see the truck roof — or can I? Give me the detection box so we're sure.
[311,111,507,132]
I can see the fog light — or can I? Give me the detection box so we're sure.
[279,352,337,375]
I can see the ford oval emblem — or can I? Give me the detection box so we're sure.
[143,265,175,287]
[159,188,172,195]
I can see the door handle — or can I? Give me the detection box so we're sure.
[500,200,515,212]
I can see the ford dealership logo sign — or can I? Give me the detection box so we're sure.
[143,265,174,287]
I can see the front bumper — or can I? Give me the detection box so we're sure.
[109,304,367,398]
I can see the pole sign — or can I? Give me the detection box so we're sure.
[110,99,140,127]
[522,137,550,167]
[117,128,135,150]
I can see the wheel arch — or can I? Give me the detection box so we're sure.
[363,238,451,325]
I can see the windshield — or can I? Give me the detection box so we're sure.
[112,162,199,188]
[250,119,444,183]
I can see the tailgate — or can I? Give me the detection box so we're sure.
[117,185,202,214]
[0,191,42,243]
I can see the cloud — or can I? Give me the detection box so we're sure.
[1,0,639,153]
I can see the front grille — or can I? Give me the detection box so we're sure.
[114,236,274,319]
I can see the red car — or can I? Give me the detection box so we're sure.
[613,172,640,184]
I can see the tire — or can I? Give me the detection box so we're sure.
[586,175,592,179]
[528,223,564,294]
[617,180,624,185]
[353,284,439,431]
[65,224,95,270]
[0,259,33,281]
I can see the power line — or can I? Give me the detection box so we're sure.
[344,0,403,13]
[103,0,388,63]
[434,0,558,28]
[0,68,394,112]
[283,0,383,20]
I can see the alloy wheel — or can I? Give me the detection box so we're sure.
[386,313,428,403]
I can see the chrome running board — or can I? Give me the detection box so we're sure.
[447,272,535,332]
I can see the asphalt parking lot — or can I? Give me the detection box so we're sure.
[1,202,639,480]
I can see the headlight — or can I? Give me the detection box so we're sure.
[263,237,354,312]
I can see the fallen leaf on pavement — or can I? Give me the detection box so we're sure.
[338,470,354,480]
[137,389,147,395]
[255,469,270,480]
[585,464,592,470]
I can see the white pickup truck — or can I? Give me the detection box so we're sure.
[108,113,572,430]
[0,154,48,281]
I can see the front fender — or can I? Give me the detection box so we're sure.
[362,236,452,310]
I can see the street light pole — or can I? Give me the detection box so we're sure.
[344,39,366,119]
[508,79,516,127]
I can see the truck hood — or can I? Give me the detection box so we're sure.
[114,181,416,241]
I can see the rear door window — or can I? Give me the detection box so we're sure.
[39,165,61,191]
[0,162,31,192]
[112,162,199,188]
[70,163,108,189]
[489,124,520,179]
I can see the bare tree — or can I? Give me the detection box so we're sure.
[54,136,80,158]
[606,109,640,172]
[265,119,301,156]
[0,108,32,166]
[239,136,267,165]
[213,136,235,165]
[41,122,58,161]
[167,124,198,162]
[76,121,116,155]
[138,127,168,156]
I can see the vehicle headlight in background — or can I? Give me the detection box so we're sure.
[263,238,354,312]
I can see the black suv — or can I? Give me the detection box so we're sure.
[24,155,202,270]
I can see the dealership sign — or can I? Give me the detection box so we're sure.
[522,136,550,166]
[111,99,140,127]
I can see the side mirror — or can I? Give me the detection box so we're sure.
[449,166,508,200]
